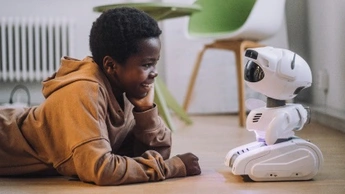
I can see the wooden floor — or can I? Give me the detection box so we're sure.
[1,115,345,194]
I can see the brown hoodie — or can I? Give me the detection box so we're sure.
[0,57,186,185]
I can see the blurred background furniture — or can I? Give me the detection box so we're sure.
[94,2,201,21]
[1,84,31,108]
[93,2,201,131]
[183,0,286,127]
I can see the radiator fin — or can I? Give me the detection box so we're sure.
[0,17,74,82]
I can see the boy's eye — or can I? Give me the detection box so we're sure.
[143,63,155,69]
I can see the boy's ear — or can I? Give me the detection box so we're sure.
[102,56,118,74]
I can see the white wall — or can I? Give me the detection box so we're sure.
[307,0,345,112]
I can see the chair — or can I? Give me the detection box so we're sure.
[183,0,286,127]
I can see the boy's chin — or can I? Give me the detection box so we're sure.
[130,92,148,99]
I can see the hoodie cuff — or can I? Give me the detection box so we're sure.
[164,156,187,178]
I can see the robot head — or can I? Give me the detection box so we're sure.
[244,47,312,100]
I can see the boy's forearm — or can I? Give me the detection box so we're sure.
[68,140,185,186]
[132,105,172,159]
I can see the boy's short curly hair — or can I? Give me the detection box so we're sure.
[89,7,162,66]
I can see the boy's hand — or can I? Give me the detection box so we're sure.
[126,84,155,112]
[176,152,201,176]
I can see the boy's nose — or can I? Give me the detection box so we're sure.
[150,70,158,78]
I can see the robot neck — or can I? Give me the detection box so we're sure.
[266,97,286,108]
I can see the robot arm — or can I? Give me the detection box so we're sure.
[265,112,292,145]
[294,104,310,131]
[265,105,309,145]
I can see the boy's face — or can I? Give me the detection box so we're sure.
[107,37,161,99]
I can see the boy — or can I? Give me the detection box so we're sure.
[0,7,200,186]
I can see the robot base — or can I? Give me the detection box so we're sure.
[225,138,323,181]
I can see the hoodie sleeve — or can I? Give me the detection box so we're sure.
[71,139,186,186]
[131,106,172,160]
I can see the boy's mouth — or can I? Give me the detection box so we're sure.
[141,83,153,89]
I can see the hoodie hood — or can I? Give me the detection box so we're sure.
[42,56,106,98]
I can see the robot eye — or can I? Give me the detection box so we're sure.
[244,61,265,82]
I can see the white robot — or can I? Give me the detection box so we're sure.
[225,47,323,181]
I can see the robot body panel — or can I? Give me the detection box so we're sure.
[225,138,323,181]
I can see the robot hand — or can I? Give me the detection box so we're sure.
[265,112,293,145]
[264,104,310,145]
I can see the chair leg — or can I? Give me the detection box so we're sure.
[234,47,246,127]
[183,46,208,111]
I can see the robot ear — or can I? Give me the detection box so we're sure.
[277,52,297,81]
[291,54,296,69]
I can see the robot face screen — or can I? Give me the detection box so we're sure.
[244,60,265,82]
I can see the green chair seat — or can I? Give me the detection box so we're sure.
[188,0,256,36]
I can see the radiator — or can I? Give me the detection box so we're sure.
[0,17,74,82]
